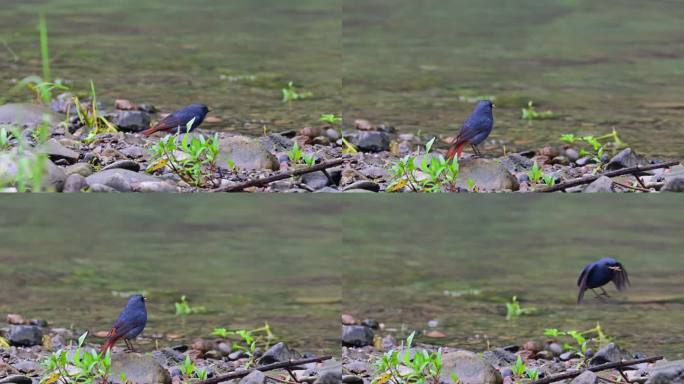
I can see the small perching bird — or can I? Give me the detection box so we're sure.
[100,294,148,353]
[577,257,630,304]
[141,103,209,136]
[446,100,495,159]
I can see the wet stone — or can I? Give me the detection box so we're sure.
[341,325,374,347]
[115,110,151,132]
[570,371,598,384]
[259,342,301,365]
[8,325,43,347]
[102,159,141,172]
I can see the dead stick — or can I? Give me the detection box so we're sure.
[537,161,679,193]
[196,355,333,384]
[531,356,663,384]
[211,159,347,192]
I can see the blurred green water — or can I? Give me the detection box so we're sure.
[342,196,684,358]
[0,196,341,354]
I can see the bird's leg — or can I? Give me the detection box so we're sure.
[591,289,608,301]
[471,144,482,157]
[124,339,136,352]
[600,287,611,298]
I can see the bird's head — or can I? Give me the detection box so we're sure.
[128,294,146,305]
[189,103,210,116]
[475,100,495,115]
[603,257,623,272]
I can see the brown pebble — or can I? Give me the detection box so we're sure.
[7,313,25,325]
[426,330,446,338]
[341,314,357,325]
[354,119,375,131]
[115,99,138,111]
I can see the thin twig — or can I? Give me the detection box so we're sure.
[196,355,333,384]
[612,181,651,193]
[537,161,679,192]
[531,356,663,384]
[211,158,347,192]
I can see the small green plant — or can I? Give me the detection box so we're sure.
[41,331,113,384]
[388,138,461,193]
[282,81,313,102]
[148,122,221,188]
[542,174,556,186]
[544,323,610,360]
[527,162,543,184]
[0,122,51,192]
[320,113,342,125]
[75,81,118,141]
[0,126,11,150]
[372,332,444,384]
[287,142,316,167]
[506,296,536,320]
[179,356,208,381]
[511,356,539,380]
[522,101,555,121]
[174,295,206,316]
[560,129,626,164]
[212,322,275,368]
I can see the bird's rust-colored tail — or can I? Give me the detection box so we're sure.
[141,125,162,136]
[446,140,468,160]
[100,328,119,353]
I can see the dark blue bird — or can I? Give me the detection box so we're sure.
[577,257,630,304]
[100,294,147,353]
[142,103,209,136]
[446,100,495,159]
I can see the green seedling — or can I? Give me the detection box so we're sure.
[174,295,206,316]
[372,332,445,384]
[320,113,342,125]
[180,356,208,381]
[506,296,536,320]
[388,137,461,193]
[212,322,275,368]
[522,101,555,121]
[148,121,221,188]
[560,129,626,164]
[282,81,313,102]
[41,331,113,383]
[527,162,543,184]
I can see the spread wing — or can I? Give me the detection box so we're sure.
[612,263,630,291]
[577,264,595,304]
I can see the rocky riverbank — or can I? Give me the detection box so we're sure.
[0,314,339,384]
[0,100,682,193]
[341,315,683,384]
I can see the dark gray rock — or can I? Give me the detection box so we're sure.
[361,319,379,329]
[260,133,294,152]
[115,111,151,132]
[341,325,374,347]
[65,162,93,177]
[8,325,43,347]
[110,353,171,384]
[63,174,88,193]
[102,159,141,172]
[120,145,145,159]
[584,176,614,193]
[219,135,279,171]
[342,181,380,192]
[441,350,502,384]
[315,370,342,384]
[0,375,33,384]
[86,168,161,188]
[662,176,684,192]
[133,181,177,193]
[570,370,598,384]
[646,360,684,384]
[590,343,631,366]
[301,171,330,190]
[36,138,79,163]
[545,342,564,356]
[259,342,301,365]
[0,103,61,130]
[239,370,266,384]
[500,154,534,173]
[606,148,643,171]
[89,183,118,192]
[560,351,581,361]
[483,348,517,368]
[457,158,519,191]
[342,375,363,384]
[104,174,133,192]
[354,131,390,152]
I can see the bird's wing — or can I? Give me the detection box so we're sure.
[153,111,185,132]
[458,116,491,142]
[612,263,630,291]
[577,264,595,303]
